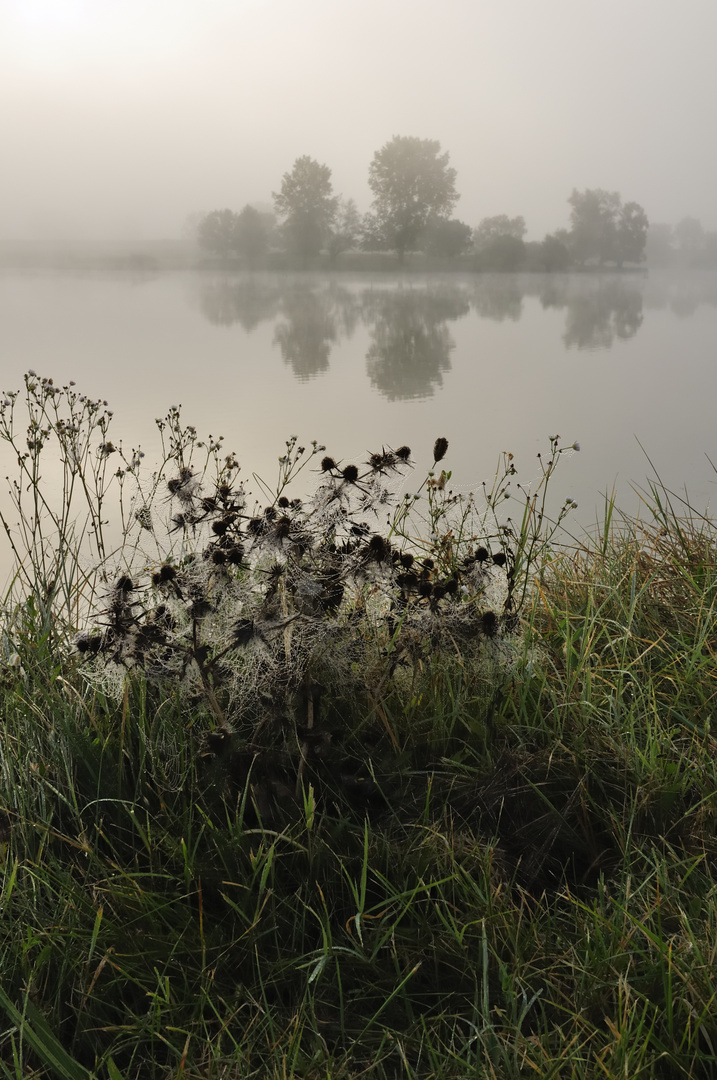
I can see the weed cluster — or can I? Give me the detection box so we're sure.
[0,374,573,749]
[8,375,716,1078]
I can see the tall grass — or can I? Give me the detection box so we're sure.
[0,374,715,1078]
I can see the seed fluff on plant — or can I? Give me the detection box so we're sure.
[69,414,575,757]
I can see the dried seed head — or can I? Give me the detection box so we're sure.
[191,600,213,619]
[135,506,153,531]
[433,437,449,463]
[342,464,359,484]
[321,456,336,472]
[367,534,390,561]
[75,633,102,655]
[233,619,255,646]
[247,517,266,536]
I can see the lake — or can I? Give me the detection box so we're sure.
[1,269,717,554]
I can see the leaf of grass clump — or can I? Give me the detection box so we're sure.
[0,984,91,1080]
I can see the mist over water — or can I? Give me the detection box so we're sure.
[2,270,717,570]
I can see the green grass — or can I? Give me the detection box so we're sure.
[1,497,717,1079]
[0,377,716,1076]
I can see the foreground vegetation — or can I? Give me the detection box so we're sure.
[0,375,716,1078]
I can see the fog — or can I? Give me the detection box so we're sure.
[2,0,716,245]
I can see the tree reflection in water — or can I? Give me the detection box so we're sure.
[558,279,643,349]
[198,277,281,331]
[362,284,470,400]
[194,272,653,389]
[273,283,339,380]
[469,275,524,322]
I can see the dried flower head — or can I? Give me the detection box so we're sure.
[367,534,390,562]
[433,437,449,463]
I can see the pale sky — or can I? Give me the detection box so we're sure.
[2,0,716,243]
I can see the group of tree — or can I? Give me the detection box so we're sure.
[645,216,717,269]
[194,138,650,270]
[197,205,274,267]
[195,137,471,267]
[563,189,649,267]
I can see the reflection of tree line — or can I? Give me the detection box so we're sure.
[273,282,361,380]
[642,274,717,318]
[363,286,469,400]
[196,273,653,397]
[540,279,644,349]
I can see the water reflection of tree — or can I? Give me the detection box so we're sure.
[469,276,524,321]
[273,284,338,380]
[465,273,645,349]
[643,274,717,318]
[195,273,650,376]
[198,277,281,330]
[362,284,470,400]
[326,281,362,338]
[561,280,643,349]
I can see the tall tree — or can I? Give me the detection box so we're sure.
[473,214,526,251]
[567,189,648,266]
[367,136,459,260]
[422,217,473,259]
[197,209,240,261]
[540,232,571,271]
[233,205,272,266]
[614,201,649,266]
[673,216,705,256]
[568,189,622,265]
[273,156,338,266]
[327,198,362,263]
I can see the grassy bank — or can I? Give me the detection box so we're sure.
[0,376,715,1078]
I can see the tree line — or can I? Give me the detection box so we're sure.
[193,135,650,270]
[646,216,717,269]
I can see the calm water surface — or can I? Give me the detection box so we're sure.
[2,269,717,542]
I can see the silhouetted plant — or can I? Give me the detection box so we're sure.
[0,373,132,640]
[0,374,578,786]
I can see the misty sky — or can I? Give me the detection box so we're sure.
[3,0,716,243]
